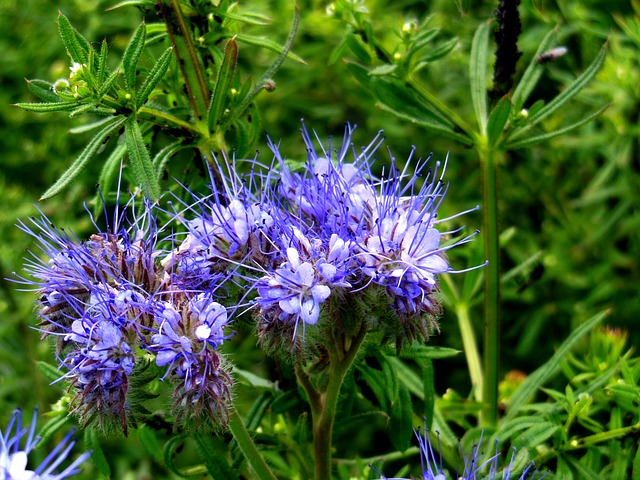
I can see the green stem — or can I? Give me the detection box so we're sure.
[137,106,203,134]
[313,323,368,480]
[478,145,501,427]
[162,0,210,121]
[456,302,484,401]
[228,408,278,480]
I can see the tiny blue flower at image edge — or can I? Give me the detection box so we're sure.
[371,424,546,480]
[0,408,91,480]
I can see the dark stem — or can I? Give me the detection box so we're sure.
[490,0,522,102]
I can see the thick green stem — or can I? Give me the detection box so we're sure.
[313,324,368,480]
[456,302,484,401]
[479,145,501,427]
[228,408,278,480]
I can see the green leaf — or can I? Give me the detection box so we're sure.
[124,115,160,200]
[486,96,512,147]
[563,455,601,480]
[26,79,61,102]
[136,425,163,463]
[234,367,274,390]
[69,116,117,134]
[58,13,89,64]
[371,78,472,145]
[37,414,70,445]
[208,38,238,132]
[164,433,191,478]
[508,44,607,142]
[137,46,173,107]
[389,382,413,452]
[193,433,240,480]
[244,392,274,431]
[422,359,435,428]
[514,421,559,449]
[14,101,78,113]
[632,441,640,480]
[369,64,398,76]
[399,345,461,361]
[92,142,127,216]
[235,33,305,64]
[36,361,64,383]
[357,364,389,410]
[41,116,127,200]
[505,310,608,420]
[97,69,120,98]
[345,33,373,64]
[270,389,301,414]
[386,356,423,400]
[123,22,146,90]
[506,104,609,149]
[380,354,399,404]
[97,39,109,83]
[411,38,458,73]
[511,28,558,110]
[469,20,491,134]
[152,140,186,180]
[84,429,111,477]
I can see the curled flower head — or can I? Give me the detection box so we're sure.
[0,408,91,479]
[258,122,479,348]
[149,292,234,429]
[15,195,165,433]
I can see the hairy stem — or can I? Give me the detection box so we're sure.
[313,323,368,480]
[228,408,278,480]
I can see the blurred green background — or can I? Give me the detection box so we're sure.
[1,0,639,477]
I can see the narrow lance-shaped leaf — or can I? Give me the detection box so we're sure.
[92,143,127,217]
[234,33,305,64]
[193,433,240,480]
[137,46,173,107]
[152,139,186,181]
[208,37,238,132]
[40,116,127,200]
[486,96,512,147]
[506,103,609,149]
[469,20,491,135]
[511,28,557,110]
[124,115,160,200]
[505,309,608,420]
[376,101,473,145]
[122,22,146,90]
[37,415,71,446]
[508,44,607,142]
[97,39,109,84]
[389,382,413,452]
[58,12,89,64]
[14,101,78,113]
[84,429,111,477]
[26,79,61,103]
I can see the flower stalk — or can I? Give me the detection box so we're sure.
[479,145,501,427]
[228,409,278,480]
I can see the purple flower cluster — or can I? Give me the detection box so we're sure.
[173,122,476,349]
[0,408,91,479]
[18,122,475,430]
[18,196,233,433]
